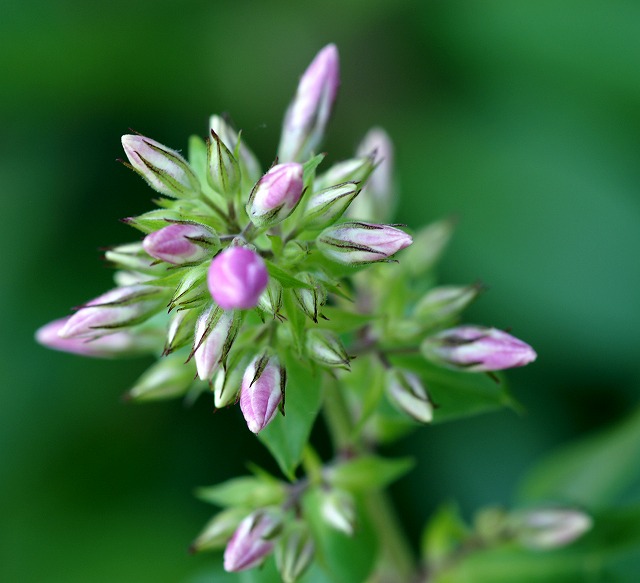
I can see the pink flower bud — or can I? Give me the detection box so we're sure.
[223,510,281,572]
[349,128,395,222]
[58,285,165,339]
[278,44,340,162]
[192,305,239,381]
[317,221,413,265]
[207,247,269,310]
[422,326,537,372]
[36,317,156,358]
[247,163,304,228]
[121,134,200,198]
[239,353,285,434]
[142,223,216,265]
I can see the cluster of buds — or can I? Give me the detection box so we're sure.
[36,43,540,578]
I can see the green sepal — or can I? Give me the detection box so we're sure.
[265,261,314,290]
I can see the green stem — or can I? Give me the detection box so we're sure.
[322,378,416,581]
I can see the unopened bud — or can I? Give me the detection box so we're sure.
[143,223,217,265]
[169,263,209,311]
[58,285,166,339]
[223,510,282,572]
[314,155,375,191]
[278,44,340,162]
[247,163,304,228]
[258,280,284,318]
[210,115,262,184]
[349,128,395,222]
[207,247,269,310]
[121,208,183,234]
[422,326,537,372]
[240,353,286,434]
[164,308,198,355]
[386,369,434,423]
[212,360,244,408]
[192,508,246,553]
[192,305,239,381]
[36,317,157,358]
[105,242,163,274]
[321,489,356,536]
[207,129,241,196]
[275,523,315,583]
[511,508,593,550]
[302,182,360,230]
[126,353,194,401]
[317,222,412,265]
[292,273,326,323]
[414,284,482,327]
[121,134,200,198]
[306,330,351,370]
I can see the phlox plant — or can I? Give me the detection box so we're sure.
[36,45,590,582]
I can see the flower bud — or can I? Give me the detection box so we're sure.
[212,361,244,408]
[422,326,537,372]
[142,223,217,265]
[224,510,282,572]
[169,264,209,311]
[121,208,183,234]
[240,353,286,434]
[191,508,246,553]
[275,523,315,583]
[105,242,164,274]
[278,44,340,162]
[302,182,360,230]
[292,273,326,323]
[58,285,166,339]
[164,308,198,355]
[121,134,200,198]
[36,317,157,358]
[306,330,351,370]
[348,128,395,222]
[247,163,304,228]
[321,489,356,536]
[210,115,262,184]
[207,129,241,197]
[126,353,194,401]
[317,222,413,265]
[386,369,433,423]
[314,155,375,191]
[192,305,239,381]
[510,508,592,550]
[207,247,269,310]
[413,284,482,327]
[258,280,284,318]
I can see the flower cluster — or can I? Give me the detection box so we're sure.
[36,44,543,579]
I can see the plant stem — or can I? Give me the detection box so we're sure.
[322,378,416,581]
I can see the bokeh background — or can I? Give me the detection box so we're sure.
[2,0,639,581]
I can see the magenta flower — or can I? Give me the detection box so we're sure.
[142,223,215,264]
[278,44,340,162]
[239,353,285,433]
[317,221,413,265]
[422,326,537,372]
[247,162,304,228]
[207,247,269,310]
[223,510,281,572]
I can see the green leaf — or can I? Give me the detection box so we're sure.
[517,407,640,509]
[195,476,285,509]
[303,488,377,583]
[302,153,326,190]
[188,134,208,185]
[266,261,314,290]
[258,350,323,479]
[328,455,414,492]
[316,306,372,334]
[388,353,516,424]
[282,289,307,356]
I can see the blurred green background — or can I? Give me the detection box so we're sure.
[2,0,639,581]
